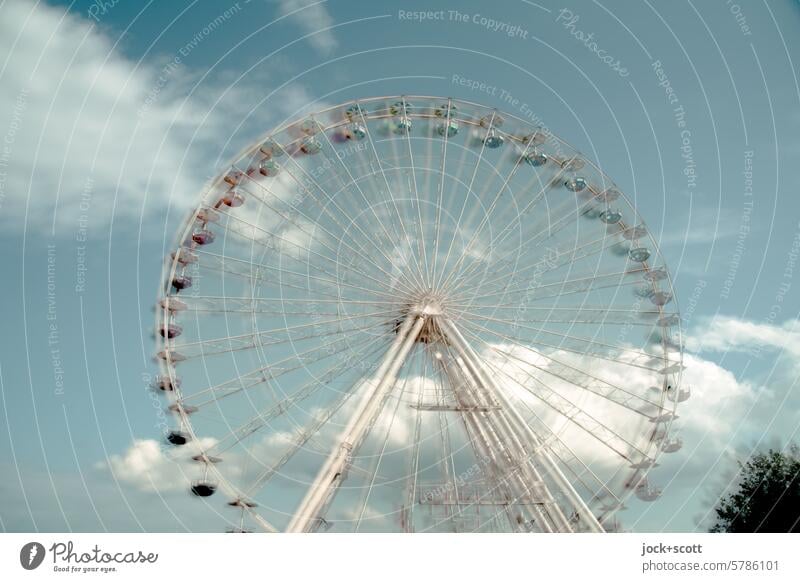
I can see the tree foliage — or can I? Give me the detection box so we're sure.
[710,445,800,532]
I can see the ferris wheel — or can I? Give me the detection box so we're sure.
[154,95,685,533]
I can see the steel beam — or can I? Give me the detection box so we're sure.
[438,317,604,532]
[287,314,426,532]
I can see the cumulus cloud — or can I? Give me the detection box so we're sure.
[617,315,800,530]
[272,0,338,55]
[97,318,769,531]
[686,315,800,361]
[473,332,760,529]
[100,437,217,493]
[676,352,756,437]
[0,0,318,236]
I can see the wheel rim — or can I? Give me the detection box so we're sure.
[155,95,684,533]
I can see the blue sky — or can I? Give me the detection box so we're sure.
[0,0,799,532]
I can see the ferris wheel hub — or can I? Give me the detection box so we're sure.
[410,299,443,316]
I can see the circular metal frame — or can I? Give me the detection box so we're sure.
[154,95,684,533]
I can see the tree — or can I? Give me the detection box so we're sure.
[710,445,800,532]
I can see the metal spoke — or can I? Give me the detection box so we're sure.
[157,96,681,532]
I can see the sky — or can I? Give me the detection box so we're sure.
[0,0,799,532]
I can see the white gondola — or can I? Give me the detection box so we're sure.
[661,436,683,453]
[650,412,679,424]
[635,478,662,502]
[667,385,691,402]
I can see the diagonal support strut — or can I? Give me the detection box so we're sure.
[286,312,603,533]
[437,317,605,533]
[287,314,426,532]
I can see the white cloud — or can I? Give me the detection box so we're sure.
[677,352,756,436]
[98,315,773,530]
[0,0,319,236]
[621,315,799,530]
[96,336,761,531]
[476,337,758,525]
[272,0,338,55]
[100,437,217,493]
[657,207,744,247]
[686,315,800,361]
